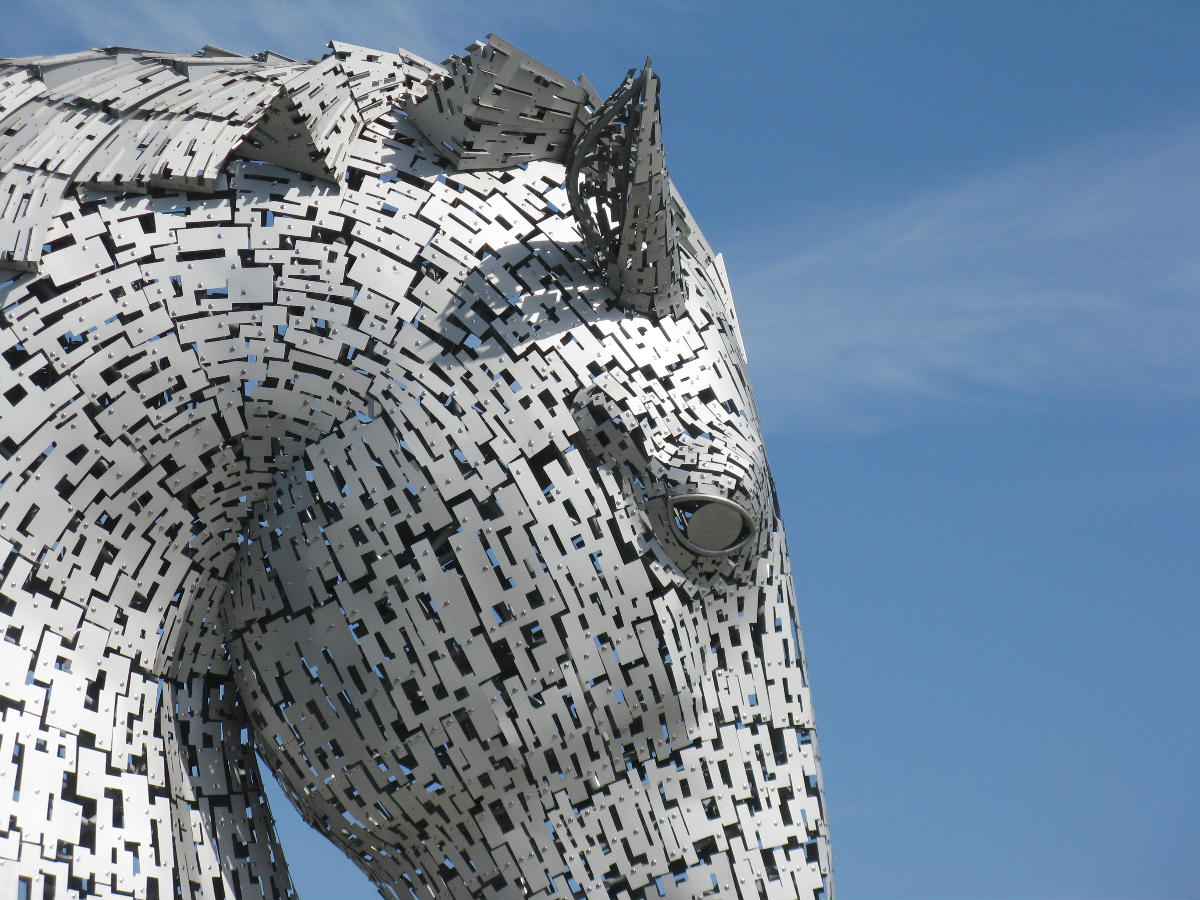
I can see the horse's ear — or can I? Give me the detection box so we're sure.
[406,38,685,317]
[566,60,683,318]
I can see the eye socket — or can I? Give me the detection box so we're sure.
[669,494,755,555]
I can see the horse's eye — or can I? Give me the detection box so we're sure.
[669,495,755,555]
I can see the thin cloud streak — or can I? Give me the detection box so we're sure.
[0,0,450,61]
[735,125,1200,432]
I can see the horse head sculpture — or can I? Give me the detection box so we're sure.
[0,36,831,900]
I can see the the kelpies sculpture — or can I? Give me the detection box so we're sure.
[0,36,831,900]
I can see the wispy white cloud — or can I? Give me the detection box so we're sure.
[734,125,1200,432]
[0,0,453,61]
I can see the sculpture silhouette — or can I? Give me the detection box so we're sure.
[0,36,831,900]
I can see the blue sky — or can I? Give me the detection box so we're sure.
[5,2,1197,897]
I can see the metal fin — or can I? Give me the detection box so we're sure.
[403,34,595,171]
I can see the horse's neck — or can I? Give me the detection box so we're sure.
[0,184,355,896]
[0,573,295,899]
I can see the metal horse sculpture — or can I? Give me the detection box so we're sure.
[0,36,831,900]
